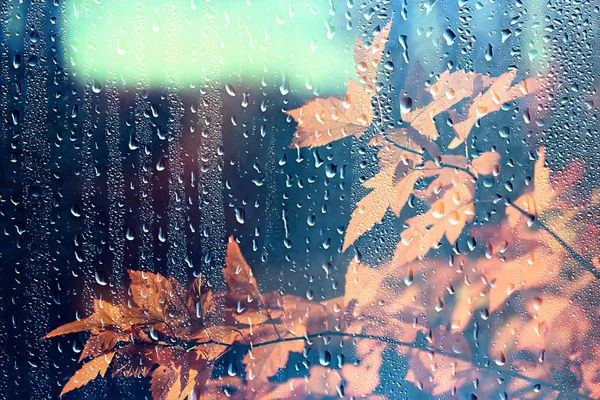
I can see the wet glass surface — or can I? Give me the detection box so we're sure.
[1,1,600,399]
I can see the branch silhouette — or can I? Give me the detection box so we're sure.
[171,329,593,400]
[509,202,600,280]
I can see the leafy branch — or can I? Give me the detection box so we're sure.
[42,18,600,400]
[45,229,600,399]
[113,327,595,400]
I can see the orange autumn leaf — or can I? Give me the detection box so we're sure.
[394,173,475,265]
[341,339,386,396]
[343,260,423,343]
[186,273,215,324]
[287,20,393,148]
[225,367,346,399]
[485,294,592,398]
[507,148,552,226]
[128,269,194,335]
[47,238,297,399]
[381,215,567,333]
[61,352,115,396]
[448,233,562,330]
[264,367,343,399]
[111,344,157,378]
[196,377,245,400]
[43,311,100,339]
[344,145,500,252]
[223,236,262,301]
[79,330,126,362]
[391,152,499,265]
[45,271,223,397]
[224,236,283,324]
[470,151,501,176]
[449,71,547,149]
[581,347,600,399]
[43,298,136,338]
[178,362,214,400]
[244,329,304,385]
[370,128,426,169]
[342,167,421,250]
[354,21,392,96]
[151,366,183,400]
[405,330,474,396]
[287,79,373,148]
[280,294,350,342]
[401,70,494,140]
[507,146,586,227]
[177,370,199,400]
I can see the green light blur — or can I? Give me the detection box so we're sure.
[65,0,356,93]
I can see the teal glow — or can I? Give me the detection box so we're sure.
[65,0,356,92]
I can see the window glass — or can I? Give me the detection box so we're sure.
[1,1,599,399]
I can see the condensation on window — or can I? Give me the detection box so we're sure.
[1,1,599,399]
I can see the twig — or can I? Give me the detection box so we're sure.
[380,134,478,180]
[509,203,600,280]
[381,132,423,157]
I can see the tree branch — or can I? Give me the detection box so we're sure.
[509,203,600,280]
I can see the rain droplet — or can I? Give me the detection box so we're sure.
[434,297,444,312]
[432,201,445,219]
[225,84,237,97]
[70,204,82,218]
[484,44,493,61]
[92,79,103,94]
[235,207,246,224]
[319,350,331,366]
[95,270,108,286]
[443,29,456,45]
[126,227,136,241]
[495,351,506,366]
[156,157,166,172]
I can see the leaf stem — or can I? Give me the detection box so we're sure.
[436,161,478,180]
[375,95,386,130]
